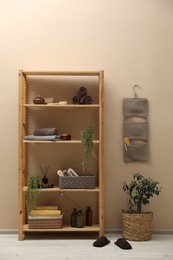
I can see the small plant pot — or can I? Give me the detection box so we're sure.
[121,210,153,241]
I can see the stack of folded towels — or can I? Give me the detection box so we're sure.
[72,87,93,104]
[29,206,61,217]
[24,128,60,141]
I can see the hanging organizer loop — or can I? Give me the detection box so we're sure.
[133,85,140,98]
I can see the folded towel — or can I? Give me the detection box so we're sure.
[24,135,60,140]
[34,128,57,136]
[72,87,93,104]
[30,209,61,216]
[34,206,58,210]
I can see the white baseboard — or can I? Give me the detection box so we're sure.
[0,228,173,235]
[0,229,18,234]
[105,228,173,234]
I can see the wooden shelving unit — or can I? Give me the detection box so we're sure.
[18,70,104,240]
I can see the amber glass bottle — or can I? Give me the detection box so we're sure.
[86,206,92,226]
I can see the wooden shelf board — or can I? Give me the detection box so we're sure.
[23,186,99,192]
[22,71,101,76]
[23,224,100,232]
[23,104,99,108]
[23,140,99,144]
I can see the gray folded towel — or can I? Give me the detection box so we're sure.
[34,128,57,136]
[24,135,60,140]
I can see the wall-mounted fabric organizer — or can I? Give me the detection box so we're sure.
[123,98,149,162]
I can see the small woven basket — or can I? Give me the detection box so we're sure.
[121,211,153,241]
[28,215,63,229]
[59,174,95,189]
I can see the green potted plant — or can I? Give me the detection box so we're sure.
[80,127,96,173]
[25,176,42,215]
[121,173,162,241]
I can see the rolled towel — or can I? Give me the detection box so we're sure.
[72,87,92,104]
[78,86,87,97]
[34,206,58,210]
[63,170,70,176]
[30,209,61,216]
[24,135,60,140]
[57,170,64,177]
[34,128,57,136]
[67,168,78,177]
[72,95,80,104]
[80,95,93,104]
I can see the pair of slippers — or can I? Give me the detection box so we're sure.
[93,236,132,250]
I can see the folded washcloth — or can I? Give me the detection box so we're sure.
[34,206,58,210]
[24,135,60,140]
[34,128,57,136]
[72,87,93,104]
[30,209,61,216]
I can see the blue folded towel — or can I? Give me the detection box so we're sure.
[24,135,60,140]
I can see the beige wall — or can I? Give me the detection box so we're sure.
[0,0,173,230]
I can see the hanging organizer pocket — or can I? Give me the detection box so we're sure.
[123,98,148,119]
[123,97,149,162]
[123,122,148,140]
[124,143,148,162]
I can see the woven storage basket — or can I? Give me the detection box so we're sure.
[28,215,63,229]
[121,211,153,241]
[59,174,95,189]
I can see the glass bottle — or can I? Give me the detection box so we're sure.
[86,206,92,226]
[76,210,84,228]
[71,208,77,227]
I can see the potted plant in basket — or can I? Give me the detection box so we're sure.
[121,172,162,241]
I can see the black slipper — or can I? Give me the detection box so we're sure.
[114,238,132,250]
[93,236,110,247]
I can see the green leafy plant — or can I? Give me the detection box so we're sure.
[80,127,96,172]
[122,173,162,213]
[25,176,42,215]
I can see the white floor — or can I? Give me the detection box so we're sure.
[0,233,173,260]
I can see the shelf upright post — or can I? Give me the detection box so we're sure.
[18,70,27,240]
[98,70,104,236]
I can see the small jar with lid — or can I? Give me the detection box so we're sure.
[33,95,45,104]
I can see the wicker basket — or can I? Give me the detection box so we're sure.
[121,211,153,241]
[28,215,63,229]
[59,174,95,189]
